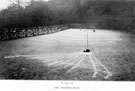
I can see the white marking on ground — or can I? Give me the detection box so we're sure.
[54,55,83,67]
[64,55,84,68]
[67,56,84,72]
[88,55,98,78]
[91,54,112,79]
[118,41,134,59]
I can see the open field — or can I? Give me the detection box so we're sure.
[0,29,135,80]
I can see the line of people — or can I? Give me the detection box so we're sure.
[0,25,69,41]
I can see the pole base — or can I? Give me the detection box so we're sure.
[83,49,91,53]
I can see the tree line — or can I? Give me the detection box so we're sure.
[0,0,135,32]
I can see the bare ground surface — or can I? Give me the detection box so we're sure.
[0,29,135,81]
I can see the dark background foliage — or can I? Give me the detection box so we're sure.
[0,0,135,32]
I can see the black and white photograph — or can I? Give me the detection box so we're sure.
[0,0,135,90]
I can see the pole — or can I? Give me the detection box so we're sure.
[87,29,89,49]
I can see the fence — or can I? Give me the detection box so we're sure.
[0,25,69,41]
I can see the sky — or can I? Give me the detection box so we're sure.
[0,0,50,9]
